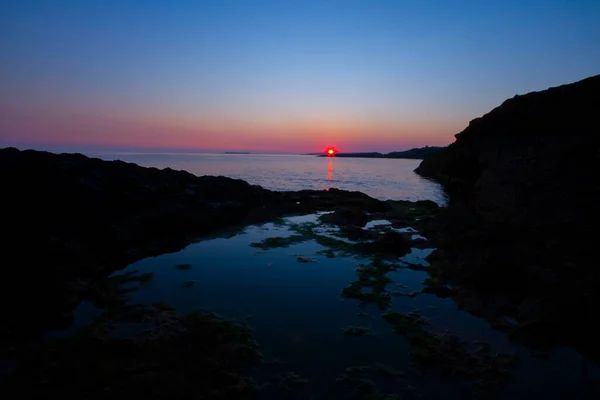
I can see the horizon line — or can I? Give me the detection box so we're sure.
[2,143,449,156]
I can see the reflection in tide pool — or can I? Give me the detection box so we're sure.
[67,213,597,399]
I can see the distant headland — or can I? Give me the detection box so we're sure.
[224,151,251,154]
[312,146,446,159]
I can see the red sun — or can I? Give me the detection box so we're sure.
[326,147,336,156]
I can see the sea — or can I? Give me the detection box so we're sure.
[90,152,448,204]
[55,152,597,399]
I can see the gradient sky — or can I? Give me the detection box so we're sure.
[1,0,599,153]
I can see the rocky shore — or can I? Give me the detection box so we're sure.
[0,147,394,356]
[0,147,446,397]
[414,75,600,360]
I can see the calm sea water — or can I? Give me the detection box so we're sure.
[91,153,447,204]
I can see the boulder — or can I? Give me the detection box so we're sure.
[355,231,411,256]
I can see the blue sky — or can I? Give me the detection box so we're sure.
[1,0,599,152]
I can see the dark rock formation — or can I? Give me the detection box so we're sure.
[414,75,600,358]
[0,147,390,355]
[386,146,447,159]
[416,74,600,202]
[422,284,454,298]
[355,231,411,256]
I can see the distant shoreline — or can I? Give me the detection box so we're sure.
[224,151,251,154]
[312,146,446,160]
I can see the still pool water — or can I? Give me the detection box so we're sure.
[67,213,598,399]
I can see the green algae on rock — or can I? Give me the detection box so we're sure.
[341,258,397,309]
[249,234,308,249]
[383,310,519,395]
[314,235,356,254]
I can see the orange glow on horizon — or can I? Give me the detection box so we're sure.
[0,103,456,153]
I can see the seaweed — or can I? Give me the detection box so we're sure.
[340,258,397,309]
[314,235,355,253]
[249,234,308,249]
[382,310,519,395]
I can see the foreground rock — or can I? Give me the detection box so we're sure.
[3,304,261,399]
[0,147,390,355]
[414,75,600,359]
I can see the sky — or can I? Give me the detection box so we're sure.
[1,0,599,153]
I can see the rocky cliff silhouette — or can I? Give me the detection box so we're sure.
[415,74,600,359]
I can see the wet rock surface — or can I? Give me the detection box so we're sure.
[414,75,600,360]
